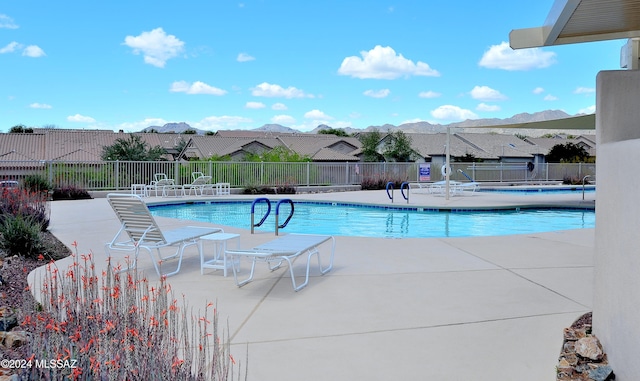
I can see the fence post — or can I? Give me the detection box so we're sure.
[306,162,310,187]
[345,162,349,185]
[115,161,120,190]
[545,163,549,181]
[578,162,582,179]
[174,162,180,185]
[47,161,53,187]
[500,162,503,182]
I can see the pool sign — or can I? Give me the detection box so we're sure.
[419,163,431,181]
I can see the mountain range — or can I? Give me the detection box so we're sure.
[143,110,594,137]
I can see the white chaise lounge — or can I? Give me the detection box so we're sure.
[105,193,222,277]
[226,233,336,291]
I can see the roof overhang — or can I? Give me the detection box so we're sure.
[466,114,595,130]
[510,0,640,49]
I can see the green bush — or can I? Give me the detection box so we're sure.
[52,185,92,200]
[0,215,43,258]
[22,174,52,193]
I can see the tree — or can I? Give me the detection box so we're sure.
[9,124,33,133]
[101,134,167,161]
[359,129,383,162]
[546,142,591,163]
[383,130,414,162]
[318,128,349,137]
[245,146,310,162]
[183,129,197,134]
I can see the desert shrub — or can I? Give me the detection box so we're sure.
[20,253,246,380]
[22,174,52,193]
[242,185,276,194]
[52,186,92,200]
[361,175,405,190]
[0,215,42,258]
[275,185,296,194]
[562,176,582,185]
[0,188,50,231]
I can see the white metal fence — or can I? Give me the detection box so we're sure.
[0,160,596,190]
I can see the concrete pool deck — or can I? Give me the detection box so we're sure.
[37,189,596,380]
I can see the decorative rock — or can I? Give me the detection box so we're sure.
[564,327,587,341]
[575,336,604,361]
[558,358,572,370]
[0,316,17,331]
[589,365,614,381]
[3,330,27,348]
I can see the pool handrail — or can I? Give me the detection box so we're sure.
[251,197,271,234]
[386,181,394,202]
[400,182,410,203]
[275,199,295,236]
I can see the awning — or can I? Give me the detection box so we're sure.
[510,0,640,48]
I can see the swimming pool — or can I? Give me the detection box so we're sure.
[149,201,595,239]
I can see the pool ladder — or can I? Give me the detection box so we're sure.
[251,197,295,235]
[386,182,410,203]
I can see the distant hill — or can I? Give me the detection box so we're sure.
[143,110,593,136]
[141,122,205,134]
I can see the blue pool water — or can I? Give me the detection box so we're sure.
[149,201,595,239]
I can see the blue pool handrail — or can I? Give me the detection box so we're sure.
[251,197,271,234]
[386,182,394,202]
[275,199,295,236]
[400,182,410,203]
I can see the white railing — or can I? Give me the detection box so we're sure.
[0,160,596,190]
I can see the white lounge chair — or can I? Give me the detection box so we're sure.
[183,174,214,196]
[105,193,222,277]
[146,173,178,197]
[226,233,336,291]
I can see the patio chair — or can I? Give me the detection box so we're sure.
[183,174,214,196]
[105,193,223,277]
[226,233,336,291]
[146,173,175,197]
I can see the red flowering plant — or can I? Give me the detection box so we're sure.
[20,248,246,380]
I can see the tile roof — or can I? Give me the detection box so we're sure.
[405,133,495,159]
[0,130,597,163]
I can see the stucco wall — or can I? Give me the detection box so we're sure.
[594,70,640,380]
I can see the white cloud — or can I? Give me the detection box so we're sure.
[271,102,287,110]
[479,41,556,71]
[0,41,21,54]
[430,105,478,121]
[533,87,545,94]
[237,52,255,62]
[67,114,96,123]
[363,89,390,98]
[338,45,440,79]
[30,103,52,109]
[245,101,265,109]
[578,105,596,114]
[418,90,441,98]
[22,45,45,57]
[251,82,311,98]
[123,28,185,68]
[304,109,333,120]
[476,103,500,112]
[0,15,18,29]
[544,94,558,101]
[574,87,595,95]
[170,81,226,95]
[271,115,296,125]
[194,115,253,131]
[470,86,507,101]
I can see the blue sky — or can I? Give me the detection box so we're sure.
[0,1,624,133]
